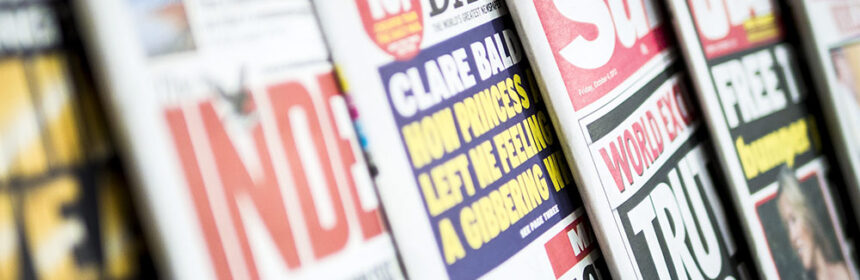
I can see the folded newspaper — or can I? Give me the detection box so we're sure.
[75,0,402,278]
[314,0,606,278]
[1,0,152,278]
[666,0,859,278]
[505,0,751,278]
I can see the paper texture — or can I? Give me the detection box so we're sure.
[75,0,402,278]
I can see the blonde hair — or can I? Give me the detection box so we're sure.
[777,167,842,263]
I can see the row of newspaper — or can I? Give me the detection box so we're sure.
[3,0,860,279]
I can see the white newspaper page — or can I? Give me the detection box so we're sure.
[314,1,607,279]
[505,0,750,279]
[666,0,859,278]
[75,0,402,278]
[791,0,860,222]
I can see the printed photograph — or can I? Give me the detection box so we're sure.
[758,167,849,280]
[830,45,860,151]
[130,0,195,57]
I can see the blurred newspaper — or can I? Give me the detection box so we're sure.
[506,0,751,278]
[666,0,859,278]
[75,0,403,278]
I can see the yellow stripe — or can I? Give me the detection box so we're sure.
[32,54,82,166]
[0,188,19,280]
[0,58,49,179]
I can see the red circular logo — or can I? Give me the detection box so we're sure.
[356,0,424,60]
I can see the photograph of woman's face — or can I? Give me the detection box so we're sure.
[775,168,850,279]
[778,188,816,269]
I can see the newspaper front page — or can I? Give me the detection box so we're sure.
[0,0,153,278]
[791,0,860,224]
[505,0,751,279]
[75,0,402,278]
[314,1,607,279]
[666,0,859,278]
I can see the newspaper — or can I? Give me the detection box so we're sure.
[0,0,152,278]
[74,0,402,278]
[314,1,606,279]
[791,0,860,224]
[505,0,751,279]
[666,0,859,278]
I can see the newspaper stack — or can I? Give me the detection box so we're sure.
[505,0,751,279]
[314,0,606,278]
[666,0,859,278]
[74,0,402,278]
[0,0,152,278]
